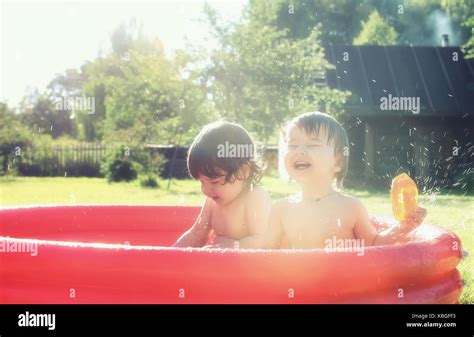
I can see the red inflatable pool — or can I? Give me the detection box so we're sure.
[0,205,464,304]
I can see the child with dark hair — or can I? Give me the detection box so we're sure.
[263,112,426,249]
[174,120,272,248]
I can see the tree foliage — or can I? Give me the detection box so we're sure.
[440,0,474,57]
[203,2,349,141]
[83,21,216,147]
[263,0,470,47]
[353,10,399,45]
[0,103,34,175]
[18,88,77,139]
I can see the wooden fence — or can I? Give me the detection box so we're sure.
[12,143,279,177]
[16,143,107,177]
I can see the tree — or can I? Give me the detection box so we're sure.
[84,45,215,147]
[85,31,217,178]
[47,67,96,140]
[203,3,349,142]
[273,0,369,44]
[462,16,474,58]
[440,0,474,58]
[261,0,468,47]
[80,19,219,176]
[18,89,76,139]
[0,103,33,175]
[354,10,399,45]
[440,0,473,23]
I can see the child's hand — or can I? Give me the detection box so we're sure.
[400,206,427,233]
[204,236,239,249]
[213,235,232,245]
[375,207,426,245]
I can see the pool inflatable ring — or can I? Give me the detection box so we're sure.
[0,205,464,304]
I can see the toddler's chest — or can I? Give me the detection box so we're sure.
[281,202,355,247]
[210,204,248,238]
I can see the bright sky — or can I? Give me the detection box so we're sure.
[0,0,248,107]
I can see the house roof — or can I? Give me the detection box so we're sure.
[325,45,474,117]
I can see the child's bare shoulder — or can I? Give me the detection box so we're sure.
[272,194,297,212]
[244,186,271,206]
[336,192,367,213]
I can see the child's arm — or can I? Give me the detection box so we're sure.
[352,200,380,246]
[354,199,427,246]
[400,207,427,232]
[261,199,285,249]
[173,198,213,247]
[372,206,427,245]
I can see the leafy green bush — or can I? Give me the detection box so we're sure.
[108,159,137,182]
[127,146,165,178]
[140,175,160,188]
[101,145,138,182]
[1,103,34,175]
[15,135,54,176]
[101,143,166,182]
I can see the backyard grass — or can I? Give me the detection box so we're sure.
[1,176,473,303]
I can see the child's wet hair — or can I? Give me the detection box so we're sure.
[187,120,265,185]
[285,112,349,189]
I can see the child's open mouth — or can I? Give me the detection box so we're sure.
[293,161,312,170]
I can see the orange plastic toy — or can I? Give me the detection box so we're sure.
[391,173,418,222]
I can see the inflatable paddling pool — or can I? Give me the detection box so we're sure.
[0,205,464,304]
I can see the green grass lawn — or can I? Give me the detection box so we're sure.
[1,176,473,303]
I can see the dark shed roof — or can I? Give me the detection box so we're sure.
[325,45,474,117]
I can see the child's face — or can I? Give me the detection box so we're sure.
[284,125,341,184]
[199,167,248,206]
